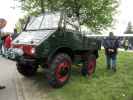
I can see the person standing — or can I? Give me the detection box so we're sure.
[0,18,6,89]
[0,32,6,89]
[124,39,129,50]
[0,31,2,54]
[103,32,119,72]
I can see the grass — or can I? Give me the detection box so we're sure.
[45,51,133,100]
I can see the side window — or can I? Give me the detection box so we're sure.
[65,17,80,31]
[66,23,76,30]
[40,13,60,29]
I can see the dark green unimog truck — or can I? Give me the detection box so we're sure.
[12,12,101,88]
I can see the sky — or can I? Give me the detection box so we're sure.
[0,0,23,32]
[114,0,133,34]
[0,0,133,34]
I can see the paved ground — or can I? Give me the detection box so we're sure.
[16,65,52,100]
[0,55,52,100]
[0,56,18,100]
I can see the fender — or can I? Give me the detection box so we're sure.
[47,46,73,63]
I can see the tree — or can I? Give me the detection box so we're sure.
[15,16,28,32]
[124,22,133,34]
[124,22,133,47]
[17,0,119,33]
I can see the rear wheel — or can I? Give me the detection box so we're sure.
[17,62,37,77]
[46,53,72,88]
[87,55,96,75]
[81,55,96,76]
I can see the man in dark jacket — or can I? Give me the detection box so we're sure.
[103,32,119,72]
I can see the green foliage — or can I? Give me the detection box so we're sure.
[17,0,119,32]
[15,16,28,33]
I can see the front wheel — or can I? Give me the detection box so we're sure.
[46,53,72,88]
[17,62,37,77]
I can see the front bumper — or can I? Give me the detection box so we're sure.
[16,56,36,65]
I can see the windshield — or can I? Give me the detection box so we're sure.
[26,16,43,30]
[26,13,61,30]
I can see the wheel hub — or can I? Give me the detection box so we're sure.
[88,59,96,74]
[55,60,70,82]
[60,67,68,76]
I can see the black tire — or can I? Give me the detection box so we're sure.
[46,53,72,88]
[81,55,96,76]
[17,62,37,77]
